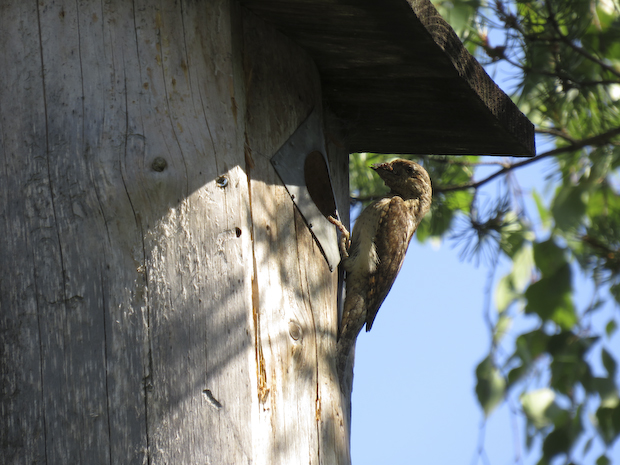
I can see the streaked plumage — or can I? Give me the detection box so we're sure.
[335,159,432,391]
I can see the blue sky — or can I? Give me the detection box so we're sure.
[351,235,495,464]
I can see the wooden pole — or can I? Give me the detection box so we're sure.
[0,1,349,463]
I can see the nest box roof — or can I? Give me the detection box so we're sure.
[240,0,535,156]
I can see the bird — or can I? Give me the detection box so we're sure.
[329,159,432,392]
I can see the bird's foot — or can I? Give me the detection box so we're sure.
[328,215,351,258]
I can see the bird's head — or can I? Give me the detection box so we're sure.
[372,159,432,201]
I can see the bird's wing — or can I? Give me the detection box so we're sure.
[364,196,415,331]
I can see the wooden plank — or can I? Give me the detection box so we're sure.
[77,2,152,462]
[16,0,112,462]
[123,0,254,462]
[239,0,535,156]
[243,8,349,464]
[1,0,255,462]
[0,2,49,462]
[243,9,321,463]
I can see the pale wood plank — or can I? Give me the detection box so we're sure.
[243,8,349,464]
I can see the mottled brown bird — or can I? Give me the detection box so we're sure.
[331,159,432,392]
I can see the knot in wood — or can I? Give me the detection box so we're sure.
[288,321,302,341]
[151,157,167,172]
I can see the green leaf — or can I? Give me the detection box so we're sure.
[516,329,549,364]
[425,198,455,238]
[533,189,551,230]
[494,315,512,344]
[547,332,597,357]
[610,283,620,305]
[606,320,618,338]
[499,212,533,258]
[540,404,583,461]
[495,245,534,313]
[586,182,618,219]
[596,455,611,465]
[542,425,572,460]
[524,278,559,321]
[414,214,432,242]
[445,189,473,212]
[533,239,567,277]
[590,376,619,408]
[582,436,593,456]
[520,389,567,429]
[551,297,578,329]
[524,263,577,329]
[551,184,587,231]
[512,244,534,291]
[475,356,506,416]
[547,332,597,395]
[432,0,480,38]
[602,348,617,378]
[507,364,528,388]
[496,274,518,313]
[596,404,620,445]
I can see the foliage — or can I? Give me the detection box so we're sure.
[349,0,620,463]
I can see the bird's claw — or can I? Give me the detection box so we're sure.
[328,215,351,259]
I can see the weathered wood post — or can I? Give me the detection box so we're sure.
[1,0,533,463]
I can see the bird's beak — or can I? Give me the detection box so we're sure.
[371,162,398,185]
[371,162,392,173]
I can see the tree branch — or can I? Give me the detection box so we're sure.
[545,0,620,79]
[492,0,620,86]
[535,127,575,143]
[436,126,620,193]
[499,54,620,90]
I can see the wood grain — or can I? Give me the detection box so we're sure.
[1,0,254,462]
[243,8,349,464]
[1,0,349,463]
